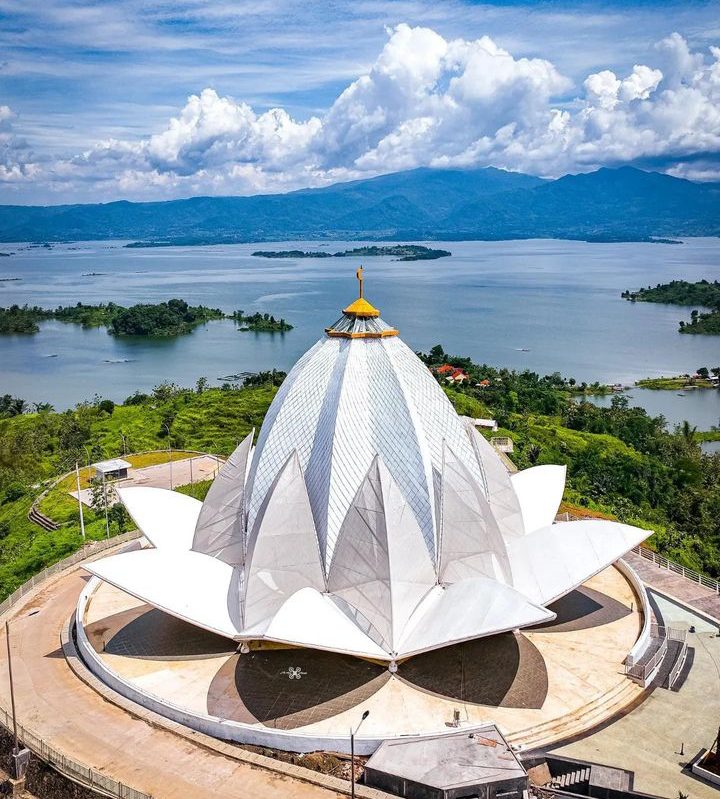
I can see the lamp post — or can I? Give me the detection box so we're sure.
[75,462,86,540]
[120,431,127,456]
[5,621,19,761]
[101,470,110,539]
[350,709,369,799]
[163,423,173,490]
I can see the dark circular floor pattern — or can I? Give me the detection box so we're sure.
[529,586,631,634]
[207,649,390,729]
[205,632,548,728]
[87,606,236,660]
[399,632,548,709]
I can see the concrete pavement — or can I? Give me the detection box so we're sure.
[0,565,358,799]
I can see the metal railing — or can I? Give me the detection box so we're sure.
[0,529,151,799]
[625,624,689,685]
[626,635,667,683]
[667,639,689,690]
[632,544,720,594]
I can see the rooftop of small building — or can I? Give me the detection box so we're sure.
[364,725,527,789]
[93,458,132,473]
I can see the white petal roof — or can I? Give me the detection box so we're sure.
[243,452,326,633]
[245,334,482,564]
[85,548,242,639]
[192,431,253,564]
[116,486,200,551]
[511,465,567,535]
[87,290,651,663]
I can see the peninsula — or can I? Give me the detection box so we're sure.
[251,245,451,261]
[623,279,720,335]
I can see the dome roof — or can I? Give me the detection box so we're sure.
[245,304,483,565]
[88,272,651,663]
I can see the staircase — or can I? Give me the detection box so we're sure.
[28,505,59,532]
[550,765,591,791]
[507,678,641,751]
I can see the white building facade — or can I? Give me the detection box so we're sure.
[88,277,649,665]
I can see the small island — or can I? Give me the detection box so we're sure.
[252,245,451,261]
[230,310,293,333]
[0,300,293,337]
[108,299,224,336]
[622,279,720,335]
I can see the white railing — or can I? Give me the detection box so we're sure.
[632,544,720,594]
[626,634,668,683]
[667,638,689,690]
[0,530,151,799]
[617,558,654,671]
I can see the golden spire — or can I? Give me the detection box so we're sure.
[343,265,381,318]
[326,266,397,338]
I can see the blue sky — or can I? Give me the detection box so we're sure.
[1,0,719,203]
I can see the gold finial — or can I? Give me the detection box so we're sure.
[326,265,398,337]
[343,266,380,317]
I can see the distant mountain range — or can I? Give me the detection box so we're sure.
[1,166,718,244]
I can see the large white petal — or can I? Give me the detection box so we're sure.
[509,519,650,605]
[117,486,201,551]
[511,464,566,534]
[85,548,242,639]
[397,577,554,658]
[258,587,391,660]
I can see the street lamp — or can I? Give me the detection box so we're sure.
[75,462,86,540]
[350,709,369,799]
[101,470,110,539]
[163,423,173,490]
[120,431,127,456]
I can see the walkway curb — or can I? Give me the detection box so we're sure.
[644,583,720,628]
[61,609,393,799]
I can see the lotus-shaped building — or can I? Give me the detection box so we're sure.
[88,275,649,665]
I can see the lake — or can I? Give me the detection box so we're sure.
[1,238,719,427]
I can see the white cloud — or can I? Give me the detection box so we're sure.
[3,25,720,201]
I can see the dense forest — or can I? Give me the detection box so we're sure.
[108,299,223,336]
[0,300,291,337]
[1,351,720,599]
[623,279,720,335]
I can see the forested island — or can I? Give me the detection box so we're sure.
[2,346,720,600]
[0,300,292,337]
[623,279,720,335]
[252,245,451,261]
[230,310,293,332]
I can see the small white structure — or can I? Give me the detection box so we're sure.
[87,274,649,663]
[474,418,498,432]
[491,436,514,453]
[93,458,131,481]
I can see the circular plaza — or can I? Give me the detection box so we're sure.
[76,560,645,754]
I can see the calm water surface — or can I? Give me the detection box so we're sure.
[1,238,719,427]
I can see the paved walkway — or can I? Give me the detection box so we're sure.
[624,550,720,623]
[0,566,356,799]
[71,455,221,506]
[552,597,720,799]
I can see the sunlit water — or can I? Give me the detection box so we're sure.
[1,238,719,427]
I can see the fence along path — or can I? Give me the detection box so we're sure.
[0,531,152,799]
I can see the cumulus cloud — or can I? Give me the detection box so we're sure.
[3,24,720,201]
[0,106,40,184]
